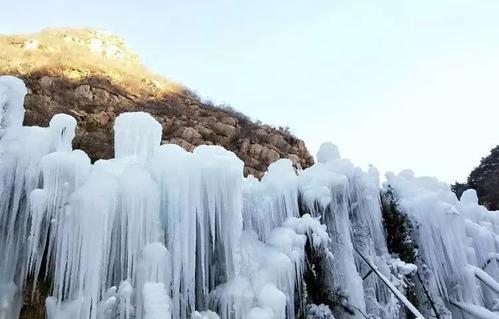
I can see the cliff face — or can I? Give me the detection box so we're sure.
[0,28,313,177]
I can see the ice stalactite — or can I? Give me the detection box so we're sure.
[298,143,421,319]
[150,142,245,319]
[4,75,499,319]
[347,166,404,319]
[0,75,25,134]
[235,158,332,319]
[240,143,407,319]
[298,143,364,318]
[138,243,172,319]
[242,159,299,241]
[386,171,499,318]
[150,144,201,318]
[114,112,163,161]
[37,113,163,319]
[214,213,329,319]
[0,76,82,319]
[0,76,29,319]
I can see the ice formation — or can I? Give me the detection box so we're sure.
[385,171,499,318]
[1,76,499,319]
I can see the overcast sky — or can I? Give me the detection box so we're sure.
[1,0,498,183]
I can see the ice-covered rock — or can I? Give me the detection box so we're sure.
[2,76,499,319]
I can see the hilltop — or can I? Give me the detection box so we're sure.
[0,28,313,177]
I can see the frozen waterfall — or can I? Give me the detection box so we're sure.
[2,75,499,319]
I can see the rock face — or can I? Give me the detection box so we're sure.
[0,28,313,177]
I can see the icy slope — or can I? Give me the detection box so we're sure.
[385,171,499,318]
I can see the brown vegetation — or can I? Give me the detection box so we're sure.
[0,28,314,178]
[0,28,182,98]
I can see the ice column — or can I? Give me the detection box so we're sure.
[114,112,162,160]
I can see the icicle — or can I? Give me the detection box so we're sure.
[0,281,17,319]
[97,286,118,319]
[137,243,172,319]
[2,77,469,319]
[0,75,26,134]
[386,170,499,317]
[114,112,162,160]
[246,307,274,319]
[143,283,172,319]
[118,280,134,319]
[256,284,286,319]
[0,76,81,318]
[298,145,367,317]
[242,159,299,241]
[113,163,161,284]
[150,144,200,319]
[191,310,220,319]
[48,114,77,152]
[193,144,244,282]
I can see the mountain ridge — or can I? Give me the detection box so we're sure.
[0,28,314,177]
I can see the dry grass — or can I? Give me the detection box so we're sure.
[0,28,185,98]
[0,28,307,161]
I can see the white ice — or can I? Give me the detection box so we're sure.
[3,76,499,319]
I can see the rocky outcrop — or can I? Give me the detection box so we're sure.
[0,29,313,177]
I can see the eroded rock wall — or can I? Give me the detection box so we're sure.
[21,74,313,177]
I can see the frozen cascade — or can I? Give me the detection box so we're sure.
[0,75,26,134]
[242,159,299,241]
[0,76,82,319]
[386,171,499,318]
[114,112,163,160]
[298,143,400,319]
[2,76,499,318]
[150,143,244,319]
[0,76,412,319]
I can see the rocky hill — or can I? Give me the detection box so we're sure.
[0,28,313,177]
[453,146,499,210]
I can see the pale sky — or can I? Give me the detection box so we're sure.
[1,0,498,183]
